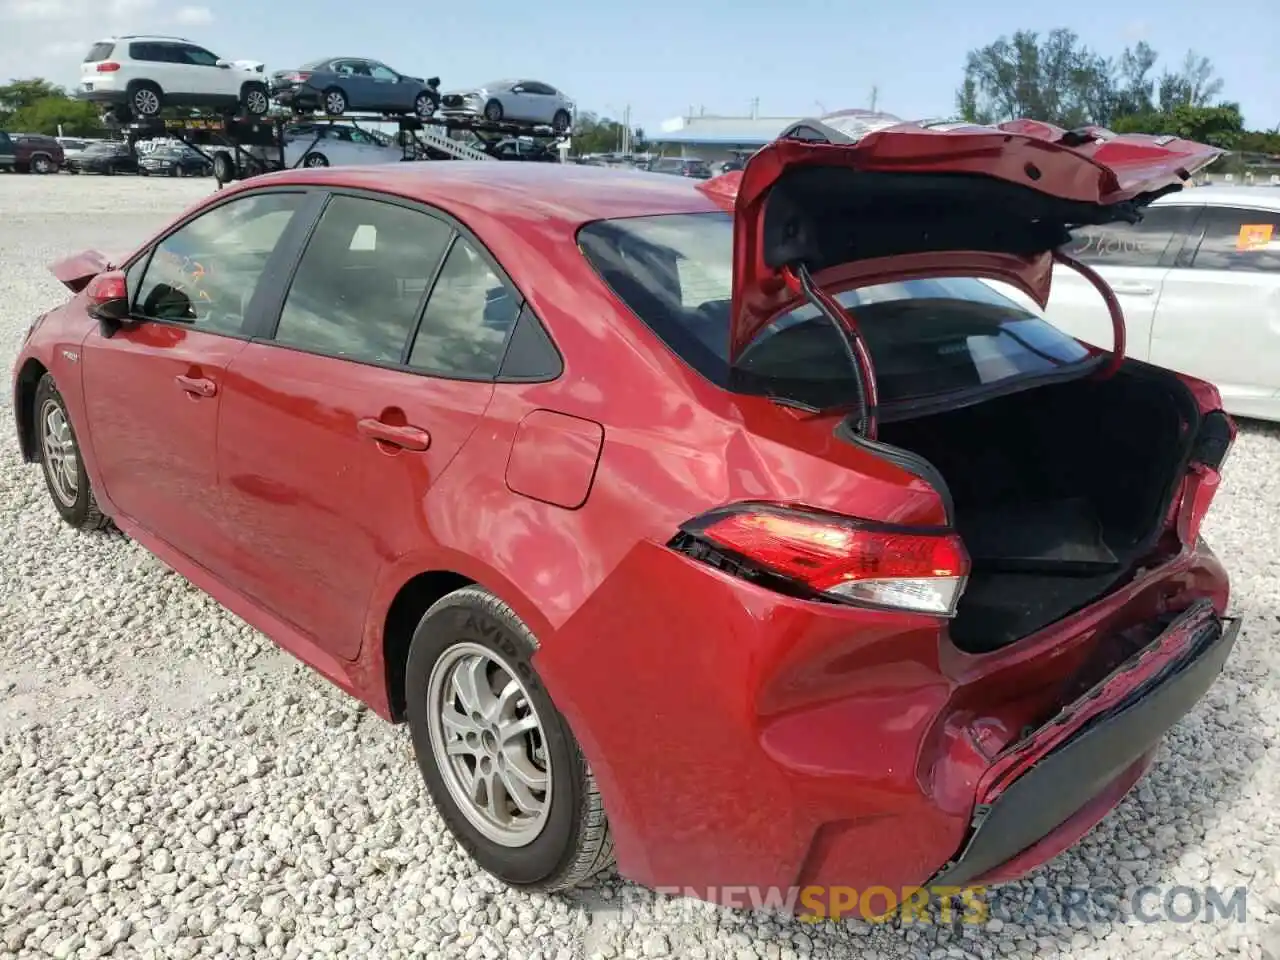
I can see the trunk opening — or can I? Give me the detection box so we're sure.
[870,363,1201,653]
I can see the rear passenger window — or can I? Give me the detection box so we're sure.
[1190,207,1280,273]
[407,237,520,378]
[273,196,452,364]
[1061,205,1197,267]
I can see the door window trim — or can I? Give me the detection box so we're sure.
[120,187,320,342]
[253,186,563,383]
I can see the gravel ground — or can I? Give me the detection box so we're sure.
[1,174,1279,960]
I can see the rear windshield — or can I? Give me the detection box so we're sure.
[84,42,115,62]
[578,212,1094,414]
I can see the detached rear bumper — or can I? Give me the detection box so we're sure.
[932,601,1239,887]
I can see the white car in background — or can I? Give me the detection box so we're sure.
[1002,186,1280,422]
[281,123,405,167]
[76,35,269,118]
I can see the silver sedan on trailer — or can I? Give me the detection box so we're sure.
[439,79,574,132]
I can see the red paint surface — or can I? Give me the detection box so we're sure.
[12,134,1234,900]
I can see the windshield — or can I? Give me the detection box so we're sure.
[578,212,1093,413]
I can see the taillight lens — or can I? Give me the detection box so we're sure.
[96,62,120,72]
[674,503,969,616]
[285,72,311,83]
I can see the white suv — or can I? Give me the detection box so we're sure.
[77,35,269,119]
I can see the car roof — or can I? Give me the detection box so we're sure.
[1156,185,1280,210]
[250,163,723,227]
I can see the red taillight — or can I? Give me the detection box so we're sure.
[85,270,127,306]
[96,62,120,72]
[677,503,969,616]
[285,72,311,83]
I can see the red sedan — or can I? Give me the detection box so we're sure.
[13,117,1241,908]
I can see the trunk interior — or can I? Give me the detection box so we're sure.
[875,365,1198,654]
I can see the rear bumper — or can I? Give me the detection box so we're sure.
[75,86,126,105]
[535,537,1234,903]
[271,84,321,109]
[932,604,1238,887]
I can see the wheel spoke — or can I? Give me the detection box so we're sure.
[498,763,542,814]
[451,656,496,718]
[502,750,548,791]
[440,703,482,737]
[480,770,504,823]
[498,713,538,744]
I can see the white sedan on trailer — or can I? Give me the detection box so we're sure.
[281,124,405,168]
[1007,186,1280,422]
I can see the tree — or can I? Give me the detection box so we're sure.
[0,78,104,135]
[1157,51,1224,111]
[569,111,645,156]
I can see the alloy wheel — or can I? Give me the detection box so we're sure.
[133,88,160,116]
[325,91,346,115]
[40,399,79,507]
[426,642,552,847]
[246,89,269,115]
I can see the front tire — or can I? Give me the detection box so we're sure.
[414,90,439,120]
[405,586,614,891]
[483,99,503,122]
[30,153,56,174]
[34,374,110,532]
[302,152,328,168]
[552,110,571,134]
[211,151,236,185]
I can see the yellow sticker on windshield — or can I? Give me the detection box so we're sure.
[1237,223,1274,252]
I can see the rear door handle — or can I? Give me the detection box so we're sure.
[175,374,217,397]
[357,418,431,451]
[1110,282,1156,296]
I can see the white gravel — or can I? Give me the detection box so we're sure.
[2,173,1279,960]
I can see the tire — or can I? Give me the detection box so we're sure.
[302,152,328,168]
[30,153,56,174]
[128,82,163,118]
[104,164,115,176]
[483,99,503,122]
[170,166,180,177]
[241,82,269,116]
[211,151,235,185]
[552,110,571,134]
[33,374,110,532]
[405,586,614,891]
[322,87,347,116]
[414,90,439,120]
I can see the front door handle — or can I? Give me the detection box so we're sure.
[175,374,217,397]
[357,418,431,451]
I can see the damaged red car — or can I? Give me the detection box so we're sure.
[13,112,1239,906]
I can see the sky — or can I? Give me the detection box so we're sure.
[1,0,1276,133]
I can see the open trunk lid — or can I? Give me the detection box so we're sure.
[719,111,1222,363]
[49,250,112,293]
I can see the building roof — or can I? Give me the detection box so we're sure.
[651,115,804,146]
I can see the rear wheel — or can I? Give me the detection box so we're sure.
[211,151,236,185]
[30,153,57,174]
[322,87,347,116]
[128,82,163,118]
[34,374,110,532]
[405,586,614,890]
[302,152,328,168]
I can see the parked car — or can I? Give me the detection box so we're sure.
[9,134,64,174]
[66,140,137,175]
[14,122,1239,909]
[484,136,560,162]
[282,123,406,167]
[647,155,712,179]
[56,137,102,167]
[439,79,574,132]
[1021,186,1280,423]
[270,58,440,119]
[76,35,269,118]
[138,143,211,177]
[0,131,14,171]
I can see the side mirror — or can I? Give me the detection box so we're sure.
[511,86,525,94]
[426,76,440,88]
[86,270,131,335]
[214,59,232,69]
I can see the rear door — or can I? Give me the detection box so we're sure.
[215,192,521,659]
[78,189,311,571]
[1147,204,1280,417]
[1041,203,1203,358]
